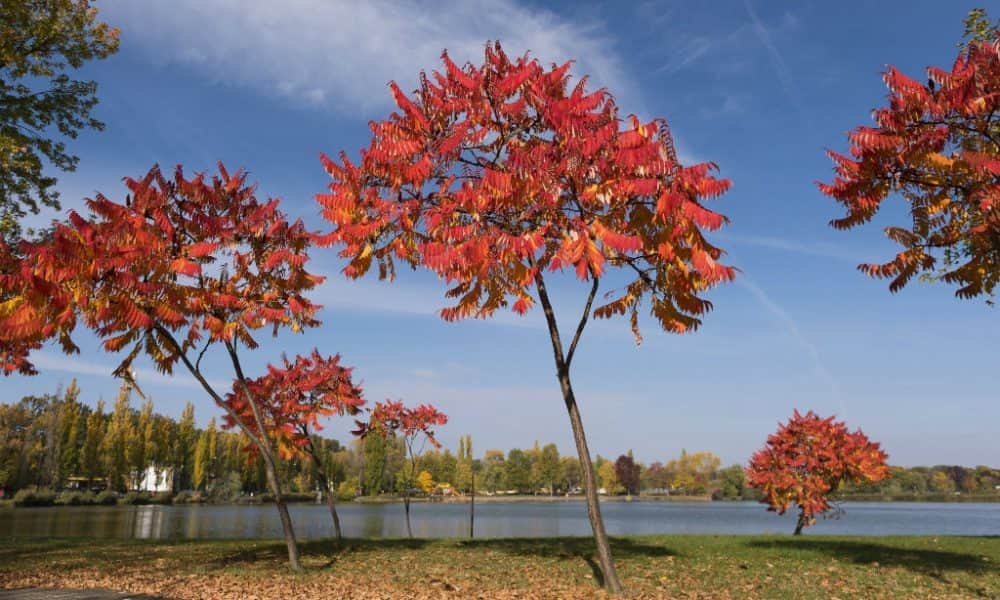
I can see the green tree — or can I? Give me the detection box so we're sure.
[101,384,131,491]
[0,0,119,239]
[454,434,474,492]
[59,380,81,480]
[438,449,458,487]
[80,398,104,485]
[716,464,746,500]
[126,399,151,489]
[504,449,531,493]
[174,403,195,491]
[560,456,581,492]
[362,426,387,496]
[480,449,505,493]
[193,430,209,491]
[537,443,561,495]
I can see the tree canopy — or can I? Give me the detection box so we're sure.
[0,0,119,239]
[819,14,1000,301]
[746,410,889,535]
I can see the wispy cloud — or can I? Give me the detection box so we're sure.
[738,276,840,403]
[699,95,746,119]
[718,232,867,263]
[31,352,228,392]
[102,0,639,114]
[314,272,544,329]
[743,0,809,122]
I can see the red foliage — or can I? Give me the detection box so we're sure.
[357,398,448,449]
[223,350,366,459]
[818,37,1000,299]
[746,410,889,532]
[317,42,734,339]
[0,163,324,382]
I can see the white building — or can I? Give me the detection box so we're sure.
[134,465,174,493]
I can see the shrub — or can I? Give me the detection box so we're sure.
[337,480,358,502]
[13,487,56,507]
[172,490,205,504]
[209,473,243,503]
[55,491,84,505]
[94,491,118,506]
[122,491,150,505]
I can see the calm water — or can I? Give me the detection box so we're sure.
[1,501,997,540]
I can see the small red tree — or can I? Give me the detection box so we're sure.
[317,42,733,591]
[818,16,1000,300]
[0,164,330,570]
[356,399,447,538]
[613,452,641,496]
[746,410,889,535]
[223,350,365,540]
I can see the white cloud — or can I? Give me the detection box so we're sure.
[31,352,228,392]
[102,0,639,114]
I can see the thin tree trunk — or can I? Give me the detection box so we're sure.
[262,453,301,570]
[535,272,623,594]
[404,495,413,538]
[225,341,302,572]
[470,468,475,539]
[325,485,343,541]
[154,328,302,571]
[794,511,806,536]
[561,375,622,592]
[302,432,342,541]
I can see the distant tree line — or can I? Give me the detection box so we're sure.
[3,384,998,503]
[0,382,344,501]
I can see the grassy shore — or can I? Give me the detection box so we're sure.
[0,535,996,599]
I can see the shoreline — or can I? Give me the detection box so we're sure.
[3,492,999,509]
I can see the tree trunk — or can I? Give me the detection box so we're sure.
[307,450,342,541]
[404,495,413,538]
[794,512,806,536]
[470,469,475,539]
[262,454,301,570]
[321,476,343,541]
[534,273,622,593]
[560,373,623,593]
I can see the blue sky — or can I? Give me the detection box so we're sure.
[9,0,998,468]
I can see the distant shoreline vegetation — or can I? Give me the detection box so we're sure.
[3,489,999,510]
[2,383,998,509]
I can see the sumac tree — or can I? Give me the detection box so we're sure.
[0,164,330,570]
[357,399,447,538]
[818,15,1000,301]
[746,410,889,535]
[223,350,365,540]
[317,42,734,591]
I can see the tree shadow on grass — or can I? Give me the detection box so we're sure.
[300,537,673,587]
[454,537,676,587]
[746,538,998,598]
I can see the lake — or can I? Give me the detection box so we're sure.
[2,500,998,540]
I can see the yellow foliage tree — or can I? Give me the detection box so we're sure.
[417,470,435,495]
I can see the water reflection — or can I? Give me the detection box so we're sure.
[1,501,997,540]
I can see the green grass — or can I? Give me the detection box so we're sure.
[0,535,997,598]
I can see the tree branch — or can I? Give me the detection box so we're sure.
[565,274,599,369]
[533,269,567,373]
